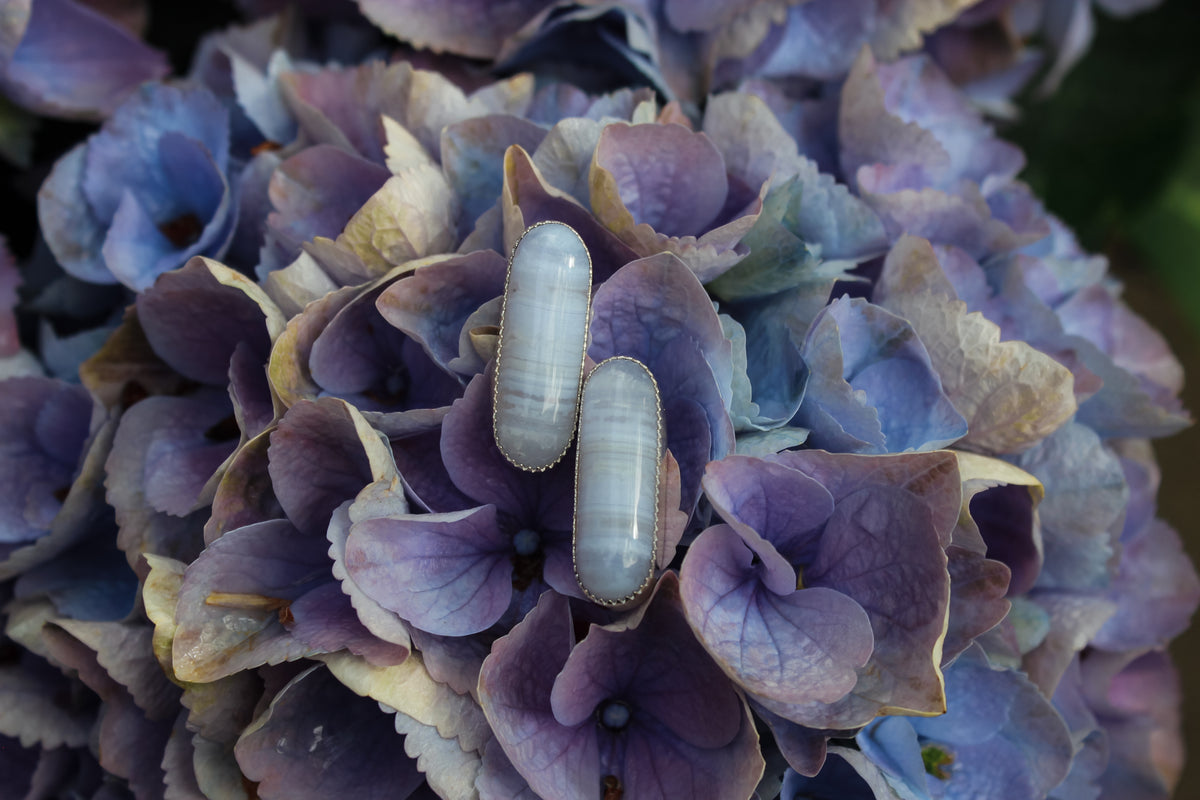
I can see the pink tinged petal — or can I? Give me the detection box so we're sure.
[479,591,599,799]
[591,122,728,238]
[679,524,872,705]
[326,495,413,653]
[839,48,950,188]
[345,506,513,636]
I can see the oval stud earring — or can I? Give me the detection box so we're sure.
[573,356,663,607]
[492,221,593,471]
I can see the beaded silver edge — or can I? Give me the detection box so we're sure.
[491,220,593,472]
[572,355,664,608]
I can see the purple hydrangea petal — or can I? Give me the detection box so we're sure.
[969,483,1042,596]
[137,256,283,386]
[588,252,736,502]
[235,664,425,800]
[14,537,136,621]
[40,623,174,800]
[767,449,962,546]
[942,544,1011,665]
[267,398,398,538]
[286,580,409,667]
[357,0,552,59]
[261,145,390,272]
[750,702,830,778]
[1022,591,1117,697]
[551,575,742,750]
[1092,518,1200,652]
[326,492,414,651]
[388,424,476,514]
[0,0,167,119]
[798,296,967,453]
[375,249,507,377]
[479,590,598,798]
[172,519,331,682]
[440,371,575,529]
[0,652,94,749]
[725,291,810,430]
[591,122,728,238]
[0,376,91,543]
[1082,649,1185,800]
[680,523,873,705]
[590,121,765,282]
[500,144,640,284]
[205,428,282,544]
[801,486,950,722]
[308,281,462,413]
[702,455,835,590]
[346,504,513,636]
[107,389,237,519]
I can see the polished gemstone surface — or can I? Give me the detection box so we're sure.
[493,222,592,470]
[574,357,662,605]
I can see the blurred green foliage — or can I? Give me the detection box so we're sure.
[1006,0,1200,331]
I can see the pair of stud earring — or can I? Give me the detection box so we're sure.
[490,222,662,608]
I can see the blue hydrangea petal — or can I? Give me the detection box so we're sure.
[37,142,116,284]
[81,83,228,223]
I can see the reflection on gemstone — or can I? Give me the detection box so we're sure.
[574,356,662,606]
[493,221,592,471]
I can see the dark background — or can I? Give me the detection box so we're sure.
[1005,0,1200,794]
